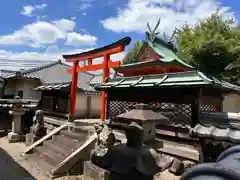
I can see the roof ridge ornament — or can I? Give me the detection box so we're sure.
[147,18,161,43]
[167,29,177,44]
[146,19,177,51]
[147,18,177,44]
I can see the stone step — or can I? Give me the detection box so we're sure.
[60,130,89,142]
[53,135,81,154]
[154,138,200,162]
[74,126,94,134]
[25,131,97,178]
[74,119,101,126]
[27,153,54,177]
[35,146,64,166]
[43,140,70,157]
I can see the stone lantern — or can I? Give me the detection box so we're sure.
[114,103,169,142]
[7,96,27,143]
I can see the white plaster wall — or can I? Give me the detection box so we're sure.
[223,93,240,113]
[74,92,88,119]
[90,95,101,118]
[5,78,41,100]
[74,92,101,119]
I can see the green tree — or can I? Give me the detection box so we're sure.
[121,41,143,65]
[175,11,240,77]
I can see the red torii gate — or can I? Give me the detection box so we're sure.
[63,37,131,122]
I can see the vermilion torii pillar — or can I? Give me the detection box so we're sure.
[63,37,131,122]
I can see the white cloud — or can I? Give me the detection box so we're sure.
[53,19,76,33]
[0,48,126,71]
[101,0,236,34]
[21,6,34,17]
[78,0,95,11]
[0,47,89,71]
[79,3,91,11]
[0,19,97,48]
[37,15,48,20]
[0,21,65,47]
[0,45,123,62]
[66,32,97,46]
[21,4,47,17]
[0,50,61,61]
[35,4,48,9]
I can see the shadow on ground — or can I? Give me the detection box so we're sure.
[0,147,36,180]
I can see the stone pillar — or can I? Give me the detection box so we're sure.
[8,109,25,143]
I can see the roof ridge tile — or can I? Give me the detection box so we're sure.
[21,60,62,75]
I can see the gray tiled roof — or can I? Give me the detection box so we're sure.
[237,77,240,85]
[0,69,18,78]
[33,81,96,92]
[192,124,240,143]
[6,60,96,92]
[89,72,123,85]
[191,112,240,143]
[33,82,71,91]
[89,75,102,85]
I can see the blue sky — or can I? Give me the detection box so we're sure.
[0,0,239,70]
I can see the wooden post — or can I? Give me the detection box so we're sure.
[101,54,110,120]
[191,89,201,128]
[68,61,79,122]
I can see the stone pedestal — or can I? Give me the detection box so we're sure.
[8,109,25,143]
[25,133,34,146]
[8,132,25,143]
[25,125,47,146]
[25,110,47,146]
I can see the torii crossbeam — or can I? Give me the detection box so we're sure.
[63,37,131,122]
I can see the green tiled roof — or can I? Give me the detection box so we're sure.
[115,34,194,71]
[147,38,194,69]
[114,58,191,71]
[94,71,240,92]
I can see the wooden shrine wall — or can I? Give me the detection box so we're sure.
[106,88,222,129]
[41,91,69,114]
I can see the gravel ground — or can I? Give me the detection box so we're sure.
[0,136,179,180]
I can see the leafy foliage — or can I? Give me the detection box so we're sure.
[121,11,240,83]
[121,41,143,65]
[175,11,240,77]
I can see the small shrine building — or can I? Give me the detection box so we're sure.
[95,30,240,132]
[64,25,240,161]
